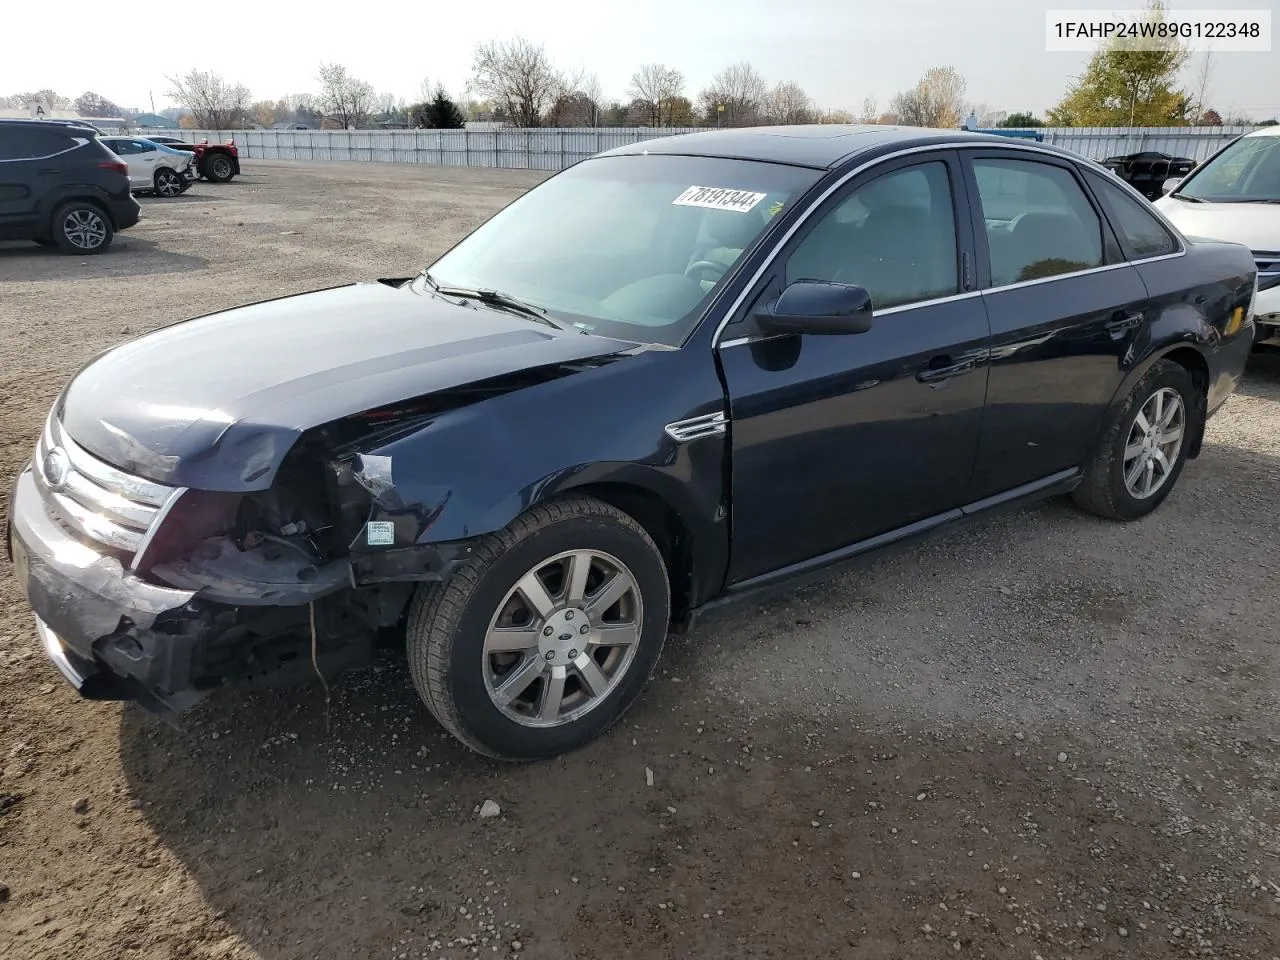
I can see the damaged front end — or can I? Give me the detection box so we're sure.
[7,361,617,718]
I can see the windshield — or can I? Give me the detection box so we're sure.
[422,154,821,346]
[1178,134,1280,202]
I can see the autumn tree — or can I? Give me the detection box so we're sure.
[1046,0,1189,126]
[470,37,567,127]
[627,63,685,127]
[73,91,124,118]
[819,108,856,124]
[166,70,251,127]
[251,100,278,126]
[764,81,815,125]
[890,66,967,127]
[317,63,375,129]
[698,62,768,126]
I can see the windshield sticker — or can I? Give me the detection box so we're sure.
[673,186,768,213]
[366,521,395,546]
[767,200,785,218]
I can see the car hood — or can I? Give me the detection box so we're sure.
[57,281,638,491]
[1155,197,1279,252]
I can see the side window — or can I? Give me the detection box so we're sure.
[1085,172,1178,259]
[107,139,136,155]
[0,129,71,160]
[972,158,1104,286]
[786,161,959,310]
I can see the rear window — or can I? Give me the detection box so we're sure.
[0,126,80,161]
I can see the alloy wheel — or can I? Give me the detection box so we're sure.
[1123,386,1185,499]
[156,170,182,197]
[482,549,643,728]
[62,209,107,250]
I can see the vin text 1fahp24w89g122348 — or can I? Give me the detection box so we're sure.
[6,126,1258,760]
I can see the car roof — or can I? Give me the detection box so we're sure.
[0,117,101,137]
[1243,125,1280,138]
[597,124,1085,170]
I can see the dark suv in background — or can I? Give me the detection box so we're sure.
[0,119,141,254]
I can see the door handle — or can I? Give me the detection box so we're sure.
[916,355,977,384]
[1105,311,1143,337]
[39,167,61,175]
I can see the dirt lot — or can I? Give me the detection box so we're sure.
[1,161,1278,960]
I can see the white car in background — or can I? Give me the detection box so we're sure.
[98,136,196,198]
[1156,125,1280,345]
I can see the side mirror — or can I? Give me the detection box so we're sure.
[756,280,874,336]
[1162,177,1182,195]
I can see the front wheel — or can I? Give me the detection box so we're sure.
[1072,359,1197,520]
[406,495,671,761]
[154,168,184,197]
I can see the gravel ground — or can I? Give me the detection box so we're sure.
[1,160,1278,960]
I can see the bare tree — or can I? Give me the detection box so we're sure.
[579,73,605,126]
[858,97,878,123]
[628,64,685,126]
[166,71,251,128]
[470,37,566,127]
[818,108,855,124]
[1190,51,1214,123]
[764,81,815,125]
[317,63,375,129]
[890,66,967,127]
[698,61,769,126]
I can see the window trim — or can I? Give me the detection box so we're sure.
[961,150,1123,290]
[1081,168,1180,263]
[709,141,1188,350]
[0,129,86,164]
[716,148,975,344]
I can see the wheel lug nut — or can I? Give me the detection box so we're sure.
[579,624,589,634]
[565,610,574,621]
[543,626,553,636]
[568,649,578,659]
[544,651,555,661]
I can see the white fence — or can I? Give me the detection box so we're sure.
[152,124,1259,171]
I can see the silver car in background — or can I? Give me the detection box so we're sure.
[98,136,196,198]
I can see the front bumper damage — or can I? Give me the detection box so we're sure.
[7,460,468,718]
[8,465,203,713]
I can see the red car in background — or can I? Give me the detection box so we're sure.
[142,135,240,183]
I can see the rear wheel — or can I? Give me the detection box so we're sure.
[406,495,670,761]
[51,202,113,254]
[204,154,235,182]
[153,168,184,197]
[1072,359,1197,520]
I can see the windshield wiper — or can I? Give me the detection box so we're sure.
[1169,193,1204,202]
[421,271,563,329]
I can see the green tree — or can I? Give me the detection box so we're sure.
[999,111,1043,128]
[413,89,465,128]
[1047,0,1189,126]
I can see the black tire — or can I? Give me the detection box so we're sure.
[204,154,235,182]
[50,202,113,254]
[406,495,670,761]
[153,168,184,198]
[1072,359,1198,520]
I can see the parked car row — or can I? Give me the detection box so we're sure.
[0,119,241,254]
[5,123,1265,762]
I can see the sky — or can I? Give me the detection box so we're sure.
[2,0,1276,120]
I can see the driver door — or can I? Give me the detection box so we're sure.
[715,151,992,585]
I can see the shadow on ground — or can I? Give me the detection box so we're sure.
[0,238,208,281]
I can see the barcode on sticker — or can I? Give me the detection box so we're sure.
[366,521,395,546]
[672,186,768,213]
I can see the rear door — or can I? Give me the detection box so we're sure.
[0,127,76,237]
[961,149,1150,500]
[105,139,149,188]
[718,150,991,583]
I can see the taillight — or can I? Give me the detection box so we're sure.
[98,160,128,175]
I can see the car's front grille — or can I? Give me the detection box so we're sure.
[32,415,181,559]
[1254,251,1280,292]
